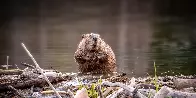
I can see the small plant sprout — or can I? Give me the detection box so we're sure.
[147,91,152,98]
[154,61,159,92]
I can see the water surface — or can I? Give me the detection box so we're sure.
[0,0,196,77]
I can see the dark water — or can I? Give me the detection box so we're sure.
[0,0,196,77]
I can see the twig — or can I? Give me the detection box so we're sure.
[97,84,104,98]
[102,87,115,97]
[15,64,19,69]
[21,62,35,69]
[132,86,139,97]
[21,43,62,98]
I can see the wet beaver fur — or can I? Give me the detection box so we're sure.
[74,33,116,74]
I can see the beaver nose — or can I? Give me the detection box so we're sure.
[93,37,97,41]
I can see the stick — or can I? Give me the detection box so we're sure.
[15,64,19,69]
[102,87,115,97]
[97,84,104,98]
[21,62,35,69]
[0,75,71,91]
[21,43,62,98]
[0,69,23,75]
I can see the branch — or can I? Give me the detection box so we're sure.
[21,43,62,98]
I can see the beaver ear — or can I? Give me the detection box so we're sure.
[82,34,86,38]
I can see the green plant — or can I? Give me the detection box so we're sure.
[77,77,86,90]
[147,91,152,98]
[77,76,104,98]
[88,76,104,98]
[153,61,160,92]
[88,83,98,98]
[98,76,102,84]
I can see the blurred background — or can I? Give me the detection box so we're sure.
[0,0,196,77]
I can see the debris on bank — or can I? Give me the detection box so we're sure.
[0,65,196,98]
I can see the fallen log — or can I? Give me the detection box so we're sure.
[0,75,72,92]
[0,69,23,75]
[173,78,196,89]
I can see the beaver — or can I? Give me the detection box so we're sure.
[74,33,117,74]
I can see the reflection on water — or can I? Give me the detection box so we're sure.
[150,17,196,76]
[0,0,196,77]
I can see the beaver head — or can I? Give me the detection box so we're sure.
[80,33,102,51]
